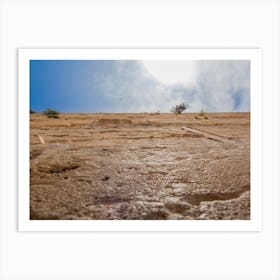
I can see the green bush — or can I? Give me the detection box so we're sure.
[42,108,59,119]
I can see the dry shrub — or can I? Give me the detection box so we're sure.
[43,108,60,119]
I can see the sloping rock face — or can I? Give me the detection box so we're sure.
[30,113,250,220]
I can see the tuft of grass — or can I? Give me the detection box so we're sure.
[199,109,205,117]
[150,110,160,115]
[42,108,59,119]
[195,109,209,120]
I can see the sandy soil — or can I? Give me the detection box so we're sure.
[30,113,250,220]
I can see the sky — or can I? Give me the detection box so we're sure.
[30,60,250,113]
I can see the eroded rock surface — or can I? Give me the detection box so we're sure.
[30,113,250,220]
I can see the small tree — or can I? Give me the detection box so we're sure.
[43,108,59,119]
[171,102,190,114]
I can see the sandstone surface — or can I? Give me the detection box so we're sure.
[30,113,250,220]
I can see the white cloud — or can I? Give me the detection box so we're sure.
[141,61,197,86]
[191,60,250,112]
[92,60,250,113]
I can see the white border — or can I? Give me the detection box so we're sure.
[18,49,262,231]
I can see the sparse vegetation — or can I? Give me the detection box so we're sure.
[171,102,190,114]
[30,109,36,114]
[150,110,160,116]
[199,109,205,117]
[195,109,208,120]
[43,108,60,119]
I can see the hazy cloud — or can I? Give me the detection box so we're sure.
[92,60,250,113]
[189,60,250,112]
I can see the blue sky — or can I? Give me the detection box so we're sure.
[30,60,250,113]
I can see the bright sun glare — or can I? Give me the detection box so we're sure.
[141,61,197,86]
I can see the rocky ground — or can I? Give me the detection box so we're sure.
[30,112,250,220]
